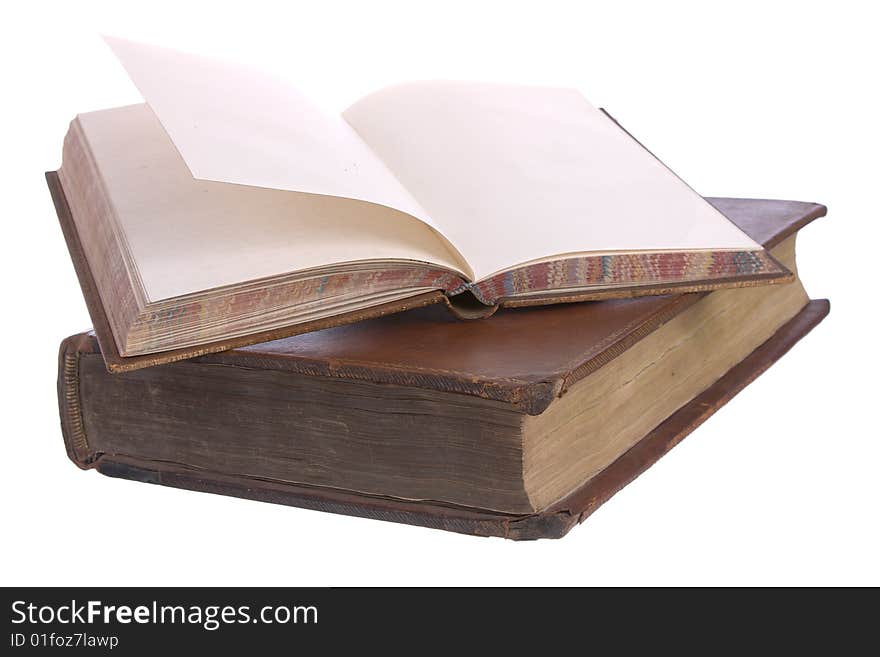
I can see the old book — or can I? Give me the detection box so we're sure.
[57,198,828,539]
[50,37,789,371]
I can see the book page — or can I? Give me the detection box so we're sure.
[103,37,442,234]
[343,81,762,280]
[105,38,762,285]
[74,105,467,301]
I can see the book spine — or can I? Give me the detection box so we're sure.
[441,286,500,320]
[54,336,538,513]
[57,333,101,468]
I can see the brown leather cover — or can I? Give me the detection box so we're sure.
[48,171,806,373]
[185,198,824,415]
[47,171,449,373]
[58,299,829,539]
[55,197,828,538]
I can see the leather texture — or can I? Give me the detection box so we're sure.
[53,192,826,415]
[197,197,825,414]
[55,196,829,538]
[48,170,816,373]
[59,299,829,539]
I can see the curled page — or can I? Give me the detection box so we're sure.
[103,36,439,233]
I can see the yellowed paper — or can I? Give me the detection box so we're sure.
[345,81,761,279]
[104,37,764,283]
[104,36,437,231]
[76,105,466,301]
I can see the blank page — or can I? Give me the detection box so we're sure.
[103,37,439,233]
[343,81,761,280]
[74,105,466,301]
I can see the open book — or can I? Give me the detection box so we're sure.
[51,37,789,371]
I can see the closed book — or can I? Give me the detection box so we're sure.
[58,198,828,539]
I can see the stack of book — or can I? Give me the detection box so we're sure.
[51,38,828,539]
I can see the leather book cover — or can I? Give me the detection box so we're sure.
[57,198,828,539]
[47,171,799,373]
[59,300,828,539]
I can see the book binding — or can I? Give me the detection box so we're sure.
[58,299,828,540]
[47,171,803,372]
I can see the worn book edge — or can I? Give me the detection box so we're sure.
[57,299,828,539]
[47,171,798,373]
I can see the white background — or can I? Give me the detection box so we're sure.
[1,0,877,586]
